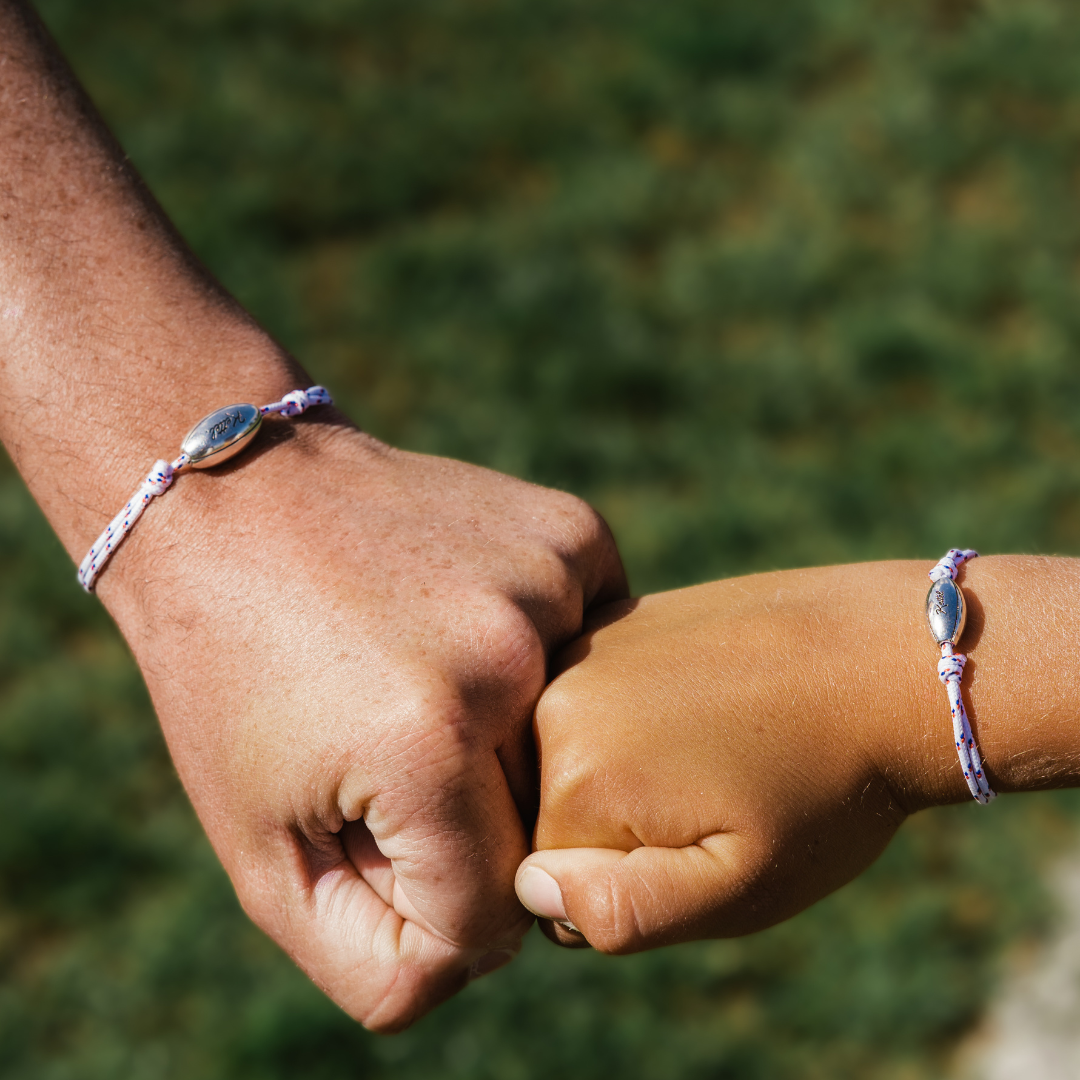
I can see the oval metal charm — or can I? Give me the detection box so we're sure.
[926,576,966,645]
[181,403,262,468]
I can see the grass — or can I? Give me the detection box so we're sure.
[3,1,1080,1075]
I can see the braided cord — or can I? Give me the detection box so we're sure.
[77,386,331,592]
[929,548,995,805]
[261,386,332,417]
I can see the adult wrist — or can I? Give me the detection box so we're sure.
[3,310,307,544]
[92,403,372,637]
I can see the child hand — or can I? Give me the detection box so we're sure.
[515,564,958,952]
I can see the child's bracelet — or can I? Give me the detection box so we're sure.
[77,386,332,593]
[926,548,995,805]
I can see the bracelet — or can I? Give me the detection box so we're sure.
[926,548,995,804]
[77,385,332,592]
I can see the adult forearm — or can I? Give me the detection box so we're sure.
[0,1,304,571]
[0,5,631,1027]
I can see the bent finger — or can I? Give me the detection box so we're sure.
[516,838,749,954]
[244,821,522,1032]
[243,852,474,1033]
[365,738,535,950]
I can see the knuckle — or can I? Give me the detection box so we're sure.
[534,677,580,736]
[529,547,580,608]
[540,494,624,606]
[536,753,603,851]
[531,487,613,560]
[563,496,616,558]
[574,499,611,546]
[552,488,602,531]
[534,674,608,781]
[537,730,594,806]
[394,680,458,739]
[477,593,544,676]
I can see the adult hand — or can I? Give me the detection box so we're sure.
[0,0,626,1030]
[105,417,626,1029]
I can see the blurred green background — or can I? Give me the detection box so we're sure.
[4,0,1080,1076]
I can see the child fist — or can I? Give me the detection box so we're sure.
[515,565,958,952]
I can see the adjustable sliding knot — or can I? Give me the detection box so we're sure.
[145,460,175,495]
[279,390,311,416]
[936,649,966,686]
[928,548,978,583]
[262,385,332,417]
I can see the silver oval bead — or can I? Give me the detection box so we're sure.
[181,403,262,468]
[926,576,966,645]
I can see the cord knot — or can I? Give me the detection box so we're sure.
[279,389,310,416]
[928,547,979,582]
[144,459,175,496]
[937,651,966,686]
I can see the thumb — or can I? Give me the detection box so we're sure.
[515,838,742,954]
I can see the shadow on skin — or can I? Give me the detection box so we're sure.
[957,563,987,772]
[536,595,642,949]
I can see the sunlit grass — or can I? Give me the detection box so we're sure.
[5,1,1080,1075]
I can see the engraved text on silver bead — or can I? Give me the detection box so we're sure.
[926,577,966,645]
[181,403,262,468]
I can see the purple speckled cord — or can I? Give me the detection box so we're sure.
[930,548,995,805]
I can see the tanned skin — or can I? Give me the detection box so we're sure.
[519,558,1080,951]
[0,1,627,1030]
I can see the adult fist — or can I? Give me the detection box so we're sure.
[0,0,629,1029]
[99,417,627,1030]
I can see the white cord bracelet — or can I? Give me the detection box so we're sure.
[77,385,332,592]
[926,548,995,804]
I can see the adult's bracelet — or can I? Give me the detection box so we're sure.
[926,548,995,804]
[77,385,332,592]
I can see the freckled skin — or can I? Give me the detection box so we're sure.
[523,557,1080,953]
[0,2,626,1031]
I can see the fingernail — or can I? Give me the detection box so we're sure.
[517,866,575,929]
[469,948,515,981]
